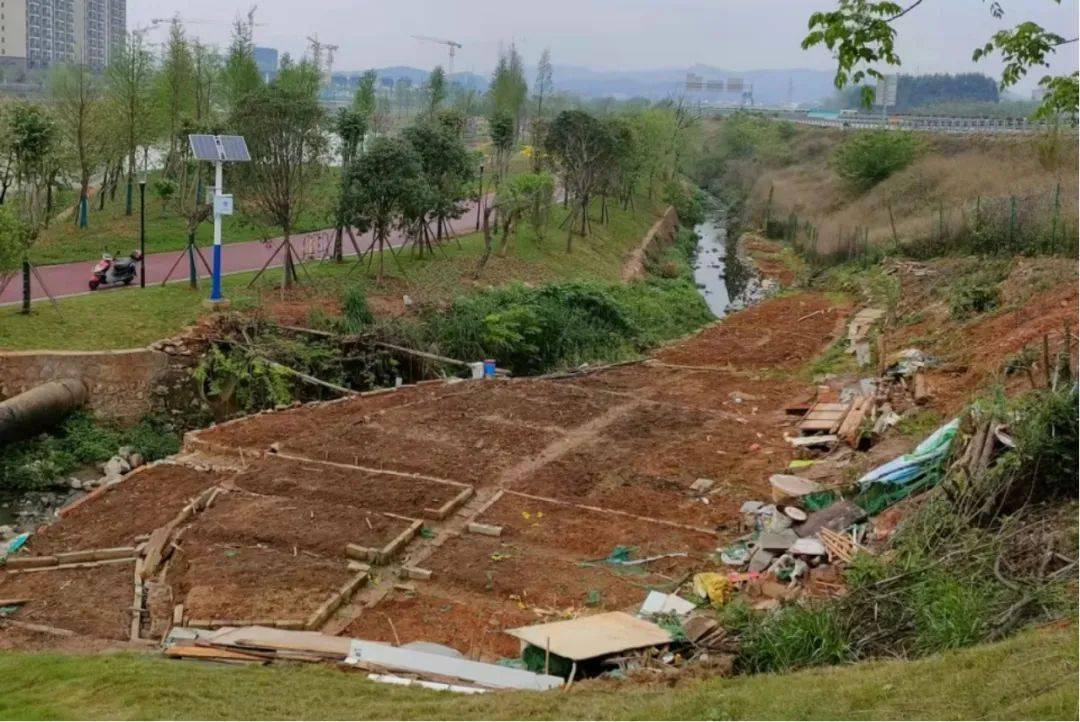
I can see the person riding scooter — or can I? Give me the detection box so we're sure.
[89,250,142,290]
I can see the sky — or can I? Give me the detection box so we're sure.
[130,0,1079,91]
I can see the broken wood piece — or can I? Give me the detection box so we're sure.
[837,396,872,447]
[466,522,503,537]
[913,372,932,403]
[164,645,266,664]
[401,566,432,581]
[788,434,838,448]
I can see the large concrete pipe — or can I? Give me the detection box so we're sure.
[0,378,89,443]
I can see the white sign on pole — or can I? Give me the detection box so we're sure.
[875,74,899,107]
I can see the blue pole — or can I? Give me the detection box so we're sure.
[211,242,223,300]
[210,160,224,302]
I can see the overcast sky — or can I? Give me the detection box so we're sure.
[131,0,1079,90]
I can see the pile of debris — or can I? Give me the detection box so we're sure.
[163,625,564,693]
[785,306,938,452]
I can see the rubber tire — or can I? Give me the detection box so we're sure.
[89,279,100,291]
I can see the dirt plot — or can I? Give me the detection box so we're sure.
[0,563,133,640]
[504,406,778,528]
[166,542,351,622]
[195,382,475,451]
[478,493,717,559]
[27,464,219,555]
[229,456,460,517]
[657,293,848,369]
[340,588,534,659]
[424,534,696,613]
[184,490,410,558]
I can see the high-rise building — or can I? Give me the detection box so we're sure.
[0,0,125,71]
[253,46,278,82]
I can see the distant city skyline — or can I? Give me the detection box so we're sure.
[128,0,1078,93]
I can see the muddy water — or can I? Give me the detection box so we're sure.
[692,215,731,316]
[692,209,768,317]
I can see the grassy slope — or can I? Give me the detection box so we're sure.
[28,170,339,266]
[0,623,1074,720]
[1,195,664,351]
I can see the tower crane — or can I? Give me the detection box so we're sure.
[411,35,462,77]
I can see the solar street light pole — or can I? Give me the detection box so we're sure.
[211,159,224,302]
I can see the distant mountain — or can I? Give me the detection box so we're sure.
[332,64,837,106]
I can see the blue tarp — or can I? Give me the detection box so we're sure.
[858,419,960,490]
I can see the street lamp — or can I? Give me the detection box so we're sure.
[476,163,485,231]
[138,174,147,288]
[188,134,250,306]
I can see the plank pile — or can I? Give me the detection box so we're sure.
[163,625,564,692]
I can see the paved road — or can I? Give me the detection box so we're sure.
[1,200,487,306]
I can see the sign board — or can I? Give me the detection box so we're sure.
[214,194,234,216]
[875,74,899,107]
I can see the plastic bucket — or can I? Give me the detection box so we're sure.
[483,359,497,377]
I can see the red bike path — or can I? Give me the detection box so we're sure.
[1,201,487,307]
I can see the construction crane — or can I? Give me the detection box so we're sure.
[411,34,462,77]
[306,35,338,87]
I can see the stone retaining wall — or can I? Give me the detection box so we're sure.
[0,347,196,421]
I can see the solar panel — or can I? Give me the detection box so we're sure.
[188,134,220,161]
[218,135,251,162]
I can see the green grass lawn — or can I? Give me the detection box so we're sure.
[1,195,664,351]
[0,623,1073,720]
[29,170,340,266]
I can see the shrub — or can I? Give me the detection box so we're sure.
[948,272,1001,319]
[425,278,711,375]
[831,131,922,191]
[738,603,854,673]
[341,285,375,332]
[662,182,706,227]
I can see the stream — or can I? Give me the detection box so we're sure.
[692,207,775,317]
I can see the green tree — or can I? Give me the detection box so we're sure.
[802,1,1079,119]
[230,58,327,288]
[106,31,155,216]
[402,119,473,252]
[157,18,196,175]
[534,48,554,119]
[191,41,222,124]
[543,109,616,251]
[331,107,368,262]
[0,103,17,206]
[425,66,447,116]
[221,16,262,114]
[4,103,56,312]
[489,43,528,137]
[488,109,515,184]
[50,62,107,228]
[342,136,427,280]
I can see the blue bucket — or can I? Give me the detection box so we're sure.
[483,359,497,377]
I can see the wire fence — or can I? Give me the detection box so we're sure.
[763,184,1079,269]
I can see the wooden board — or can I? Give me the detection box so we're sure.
[207,626,352,657]
[837,396,872,446]
[799,419,842,431]
[164,645,265,663]
[505,611,672,661]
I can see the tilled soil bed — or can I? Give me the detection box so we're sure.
[26,464,219,555]
[0,563,134,640]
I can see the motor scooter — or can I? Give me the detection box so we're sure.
[89,250,142,290]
